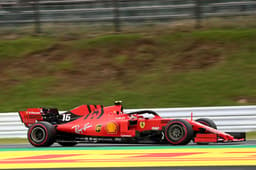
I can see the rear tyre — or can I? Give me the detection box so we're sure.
[58,142,77,147]
[195,118,217,145]
[28,121,56,147]
[165,119,194,145]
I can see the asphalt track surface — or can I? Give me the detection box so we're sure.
[0,141,256,170]
[0,139,255,148]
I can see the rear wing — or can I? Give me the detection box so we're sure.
[18,105,103,127]
[19,108,43,127]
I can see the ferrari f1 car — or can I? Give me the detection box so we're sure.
[19,101,245,147]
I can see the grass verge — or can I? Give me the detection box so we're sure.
[1,27,256,112]
[246,131,256,140]
[0,138,28,144]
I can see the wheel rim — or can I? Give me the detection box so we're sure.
[31,127,46,143]
[168,124,185,141]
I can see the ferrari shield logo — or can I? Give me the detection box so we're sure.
[96,124,102,132]
[140,121,145,128]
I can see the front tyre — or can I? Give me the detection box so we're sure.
[165,119,194,145]
[28,121,56,147]
[195,118,217,145]
[196,118,217,129]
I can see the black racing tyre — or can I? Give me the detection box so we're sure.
[196,118,217,129]
[195,118,217,145]
[28,121,56,147]
[58,142,77,147]
[165,119,194,145]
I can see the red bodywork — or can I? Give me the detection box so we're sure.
[19,104,244,144]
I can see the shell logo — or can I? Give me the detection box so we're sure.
[106,122,118,134]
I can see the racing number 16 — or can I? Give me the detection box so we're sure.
[62,114,71,121]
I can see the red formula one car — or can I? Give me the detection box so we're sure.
[19,101,245,147]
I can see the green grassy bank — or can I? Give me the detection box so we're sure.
[0,28,256,112]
